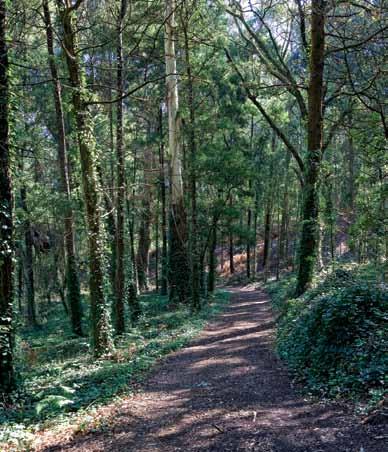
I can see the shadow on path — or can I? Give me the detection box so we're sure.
[42,286,385,452]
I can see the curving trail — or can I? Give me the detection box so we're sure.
[42,286,385,452]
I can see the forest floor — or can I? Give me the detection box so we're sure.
[35,285,386,452]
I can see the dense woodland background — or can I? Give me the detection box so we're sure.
[0,0,387,446]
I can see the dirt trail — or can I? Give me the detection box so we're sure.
[42,286,385,451]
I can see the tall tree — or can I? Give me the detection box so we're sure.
[42,0,83,336]
[136,146,153,291]
[0,0,14,394]
[182,5,200,310]
[113,0,128,335]
[20,182,37,327]
[295,0,326,296]
[164,0,190,303]
[57,0,113,356]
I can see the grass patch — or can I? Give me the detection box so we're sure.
[0,290,230,450]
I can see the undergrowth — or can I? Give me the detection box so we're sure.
[0,290,230,450]
[266,264,388,410]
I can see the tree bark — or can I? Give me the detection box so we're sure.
[0,0,14,394]
[58,1,112,356]
[42,0,83,337]
[164,0,190,303]
[114,0,128,335]
[183,14,200,310]
[262,197,272,270]
[207,219,217,293]
[158,106,168,296]
[229,196,234,274]
[136,147,153,291]
[20,186,37,328]
[295,0,326,296]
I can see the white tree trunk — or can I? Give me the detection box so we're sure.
[165,0,183,203]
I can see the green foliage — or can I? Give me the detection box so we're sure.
[0,290,229,448]
[267,267,388,404]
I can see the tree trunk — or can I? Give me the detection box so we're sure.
[126,150,140,322]
[229,196,234,275]
[136,147,153,291]
[20,186,37,328]
[262,198,272,270]
[155,196,160,292]
[0,0,14,394]
[158,106,168,296]
[58,1,112,356]
[113,0,128,335]
[207,220,217,293]
[42,0,83,337]
[165,0,190,303]
[183,15,200,310]
[295,0,325,296]
[229,233,234,274]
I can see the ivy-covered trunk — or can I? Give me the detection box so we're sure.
[113,0,128,335]
[0,0,14,395]
[42,0,83,337]
[58,1,113,356]
[295,0,325,296]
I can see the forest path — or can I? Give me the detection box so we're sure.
[43,286,384,452]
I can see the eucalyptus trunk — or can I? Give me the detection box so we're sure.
[164,0,190,303]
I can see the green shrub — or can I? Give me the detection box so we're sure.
[269,269,388,401]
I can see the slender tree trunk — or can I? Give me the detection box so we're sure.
[158,107,168,296]
[229,196,234,274]
[0,0,14,393]
[42,0,83,336]
[262,198,272,270]
[229,233,234,275]
[20,186,37,328]
[164,0,190,303]
[183,16,200,310]
[207,219,217,293]
[126,156,141,322]
[136,147,153,291]
[17,258,23,314]
[113,0,128,335]
[97,164,116,289]
[58,1,112,356]
[155,195,160,291]
[247,206,252,279]
[295,0,325,296]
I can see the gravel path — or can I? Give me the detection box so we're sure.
[42,286,386,451]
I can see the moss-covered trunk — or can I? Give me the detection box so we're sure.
[113,0,128,335]
[295,0,325,296]
[58,2,112,356]
[0,0,14,394]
